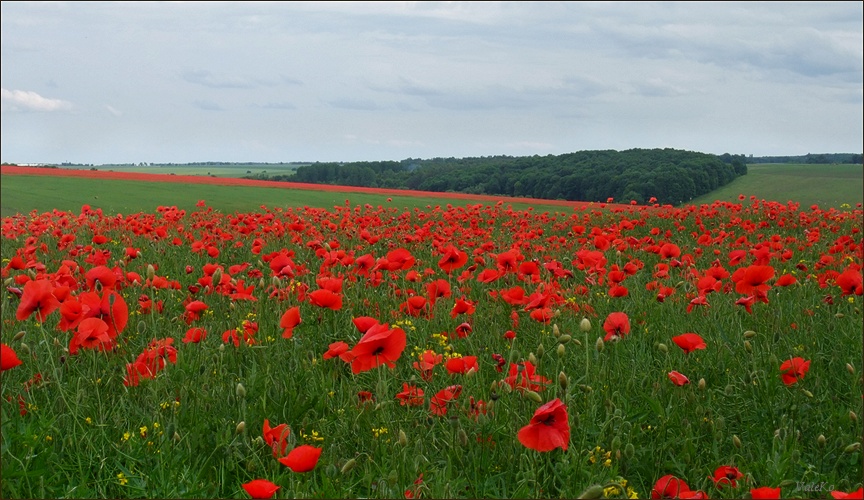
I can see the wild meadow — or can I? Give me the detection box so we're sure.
[1,195,862,499]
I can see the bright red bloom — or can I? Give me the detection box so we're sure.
[735,295,755,313]
[278,445,322,472]
[279,306,301,338]
[309,289,343,310]
[775,274,797,287]
[85,265,117,291]
[400,296,429,317]
[836,267,863,295]
[438,245,468,273]
[503,361,550,392]
[1,344,23,371]
[69,317,113,355]
[263,419,290,458]
[429,384,462,416]
[182,327,207,344]
[413,349,443,381]
[445,355,479,375]
[517,398,569,452]
[733,265,775,296]
[242,479,280,499]
[352,316,379,333]
[450,297,476,318]
[830,488,864,499]
[16,279,60,322]
[651,475,691,499]
[602,312,630,341]
[348,323,406,374]
[779,357,810,385]
[750,486,781,499]
[426,279,452,305]
[183,300,208,324]
[712,465,743,488]
[667,371,690,386]
[396,383,425,406]
[672,333,706,354]
[322,341,353,362]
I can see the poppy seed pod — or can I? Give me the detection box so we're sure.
[580,318,592,332]
[13,331,25,341]
[624,443,635,459]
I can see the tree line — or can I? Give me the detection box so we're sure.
[251,149,747,205]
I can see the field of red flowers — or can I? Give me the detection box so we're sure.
[1,196,862,499]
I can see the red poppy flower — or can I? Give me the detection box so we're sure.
[69,317,113,355]
[672,333,706,354]
[667,371,690,386]
[183,300,209,324]
[750,486,781,499]
[445,355,479,375]
[836,266,863,295]
[322,341,353,362]
[517,398,569,452]
[348,323,406,374]
[438,245,468,273]
[1,344,23,371]
[735,295,755,314]
[278,445,322,472]
[242,479,280,499]
[426,279,452,305]
[413,349,443,381]
[395,383,425,406]
[651,475,691,499]
[450,297,476,318]
[529,308,553,323]
[400,296,429,317]
[263,419,290,458]
[602,312,630,341]
[352,316,379,333]
[830,488,863,499]
[430,384,462,416]
[503,361,550,392]
[779,357,810,385]
[279,306,301,338]
[309,289,343,310]
[733,265,775,296]
[16,279,60,322]
[775,274,797,287]
[85,265,118,291]
[182,327,207,344]
[711,465,742,488]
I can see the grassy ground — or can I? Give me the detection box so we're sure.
[82,164,303,178]
[689,164,863,209]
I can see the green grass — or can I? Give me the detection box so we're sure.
[0,175,557,218]
[89,164,303,178]
[689,164,863,209]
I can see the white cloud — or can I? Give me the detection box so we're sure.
[1,88,73,112]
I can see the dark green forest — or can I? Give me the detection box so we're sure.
[251,148,748,205]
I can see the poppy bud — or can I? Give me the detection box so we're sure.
[624,443,635,459]
[577,484,605,499]
[847,363,855,375]
[743,330,757,338]
[387,469,398,486]
[509,351,521,363]
[465,367,477,379]
[698,378,706,390]
[657,343,668,353]
[802,389,813,398]
[235,421,245,434]
[53,337,61,347]
[236,383,246,399]
[19,343,30,356]
[398,429,408,446]
[558,371,568,390]
[850,411,858,423]
[458,428,468,447]
[611,436,621,452]
[146,264,155,280]
[523,390,543,404]
[715,417,724,430]
[595,337,604,352]
[173,431,181,443]
[724,384,734,396]
[791,449,801,462]
[577,318,590,333]
[557,344,566,358]
[579,384,593,393]
[218,344,225,352]
[844,442,861,453]
[27,269,36,280]
[341,458,357,474]
[732,435,742,448]
[536,343,545,359]
[835,313,844,318]
[211,268,222,285]
[528,352,538,365]
[137,321,146,334]
[552,324,560,337]
[252,436,264,447]
[769,354,778,366]
[3,278,12,287]
[13,331,25,341]
[558,334,572,344]
[817,434,826,447]
[779,480,796,488]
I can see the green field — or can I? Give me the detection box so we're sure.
[0,175,557,218]
[689,163,863,209]
[77,164,304,179]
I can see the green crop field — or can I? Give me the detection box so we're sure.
[77,164,304,179]
[689,163,863,209]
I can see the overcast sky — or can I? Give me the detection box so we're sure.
[2,1,862,165]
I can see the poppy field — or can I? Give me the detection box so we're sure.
[1,194,862,499]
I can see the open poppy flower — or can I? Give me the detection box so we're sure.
[1,344,23,371]
[651,475,690,499]
[278,444,322,472]
[517,398,569,452]
[263,419,290,458]
[182,327,207,344]
[430,384,462,416]
[395,383,425,406]
[347,323,406,374]
[16,279,60,322]
[69,317,113,355]
[322,341,353,362]
[279,306,301,338]
[242,479,280,499]
[309,289,343,310]
[779,357,810,385]
[830,488,864,499]
[750,486,782,499]
[667,371,690,386]
[445,355,478,375]
[711,465,742,488]
[602,312,630,341]
[672,333,706,354]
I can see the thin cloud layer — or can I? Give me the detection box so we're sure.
[1,1,861,164]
